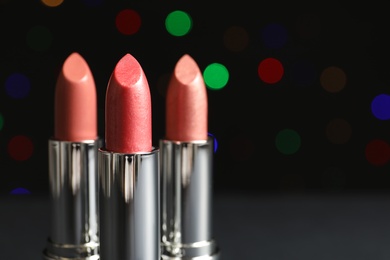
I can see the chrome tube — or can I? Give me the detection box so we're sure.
[160,137,220,259]
[98,148,160,260]
[43,139,100,260]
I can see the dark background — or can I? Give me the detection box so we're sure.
[1,0,390,196]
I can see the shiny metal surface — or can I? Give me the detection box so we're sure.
[98,148,160,260]
[160,137,220,259]
[43,140,100,260]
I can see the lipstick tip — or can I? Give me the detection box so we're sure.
[113,53,143,88]
[174,54,201,85]
[105,53,152,154]
[54,52,97,142]
[62,52,90,83]
[166,54,208,142]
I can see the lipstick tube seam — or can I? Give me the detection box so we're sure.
[98,147,160,260]
[43,139,101,260]
[160,137,220,260]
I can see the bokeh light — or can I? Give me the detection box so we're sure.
[40,0,63,7]
[165,10,192,37]
[223,26,249,52]
[5,73,31,99]
[208,132,218,153]
[287,60,317,87]
[10,187,31,195]
[365,139,390,166]
[26,25,52,51]
[203,63,229,90]
[325,118,352,144]
[115,9,141,35]
[0,113,3,130]
[275,128,301,155]
[261,23,288,49]
[7,135,34,161]
[320,66,347,93]
[371,93,390,120]
[258,57,284,84]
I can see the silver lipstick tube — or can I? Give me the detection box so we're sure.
[43,139,100,260]
[98,148,160,260]
[160,137,220,259]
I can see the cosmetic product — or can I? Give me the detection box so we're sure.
[43,52,100,260]
[160,54,220,259]
[98,53,160,260]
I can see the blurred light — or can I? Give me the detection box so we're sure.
[165,10,192,37]
[203,63,229,90]
[258,57,284,84]
[26,25,52,51]
[115,9,141,35]
[223,26,249,52]
[275,128,301,155]
[365,139,390,166]
[208,132,218,153]
[7,135,34,161]
[261,22,288,49]
[371,93,390,120]
[10,187,31,195]
[325,118,351,144]
[5,73,31,99]
[320,66,347,93]
[287,60,317,87]
[0,113,3,130]
[40,0,63,7]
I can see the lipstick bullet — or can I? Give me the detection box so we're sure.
[160,54,220,259]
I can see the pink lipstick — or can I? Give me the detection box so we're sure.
[43,52,100,260]
[98,53,160,260]
[160,54,220,259]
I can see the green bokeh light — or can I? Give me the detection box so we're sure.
[275,128,301,155]
[0,113,3,130]
[203,63,229,90]
[26,25,52,51]
[165,10,192,37]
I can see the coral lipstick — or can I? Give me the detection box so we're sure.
[98,53,160,260]
[43,52,100,260]
[165,54,208,141]
[54,52,98,141]
[160,54,220,259]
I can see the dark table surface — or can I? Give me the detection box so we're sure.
[2,190,390,260]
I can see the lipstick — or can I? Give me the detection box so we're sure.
[43,52,100,260]
[98,53,160,260]
[160,54,220,259]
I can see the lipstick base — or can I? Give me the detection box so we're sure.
[161,239,220,260]
[42,240,100,260]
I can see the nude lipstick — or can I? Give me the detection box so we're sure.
[160,54,220,259]
[43,52,100,260]
[98,53,160,260]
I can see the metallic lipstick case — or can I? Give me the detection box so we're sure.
[160,137,220,259]
[43,140,100,260]
[98,148,160,260]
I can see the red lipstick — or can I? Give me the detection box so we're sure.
[105,53,152,154]
[43,52,100,260]
[160,54,220,259]
[98,53,160,260]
